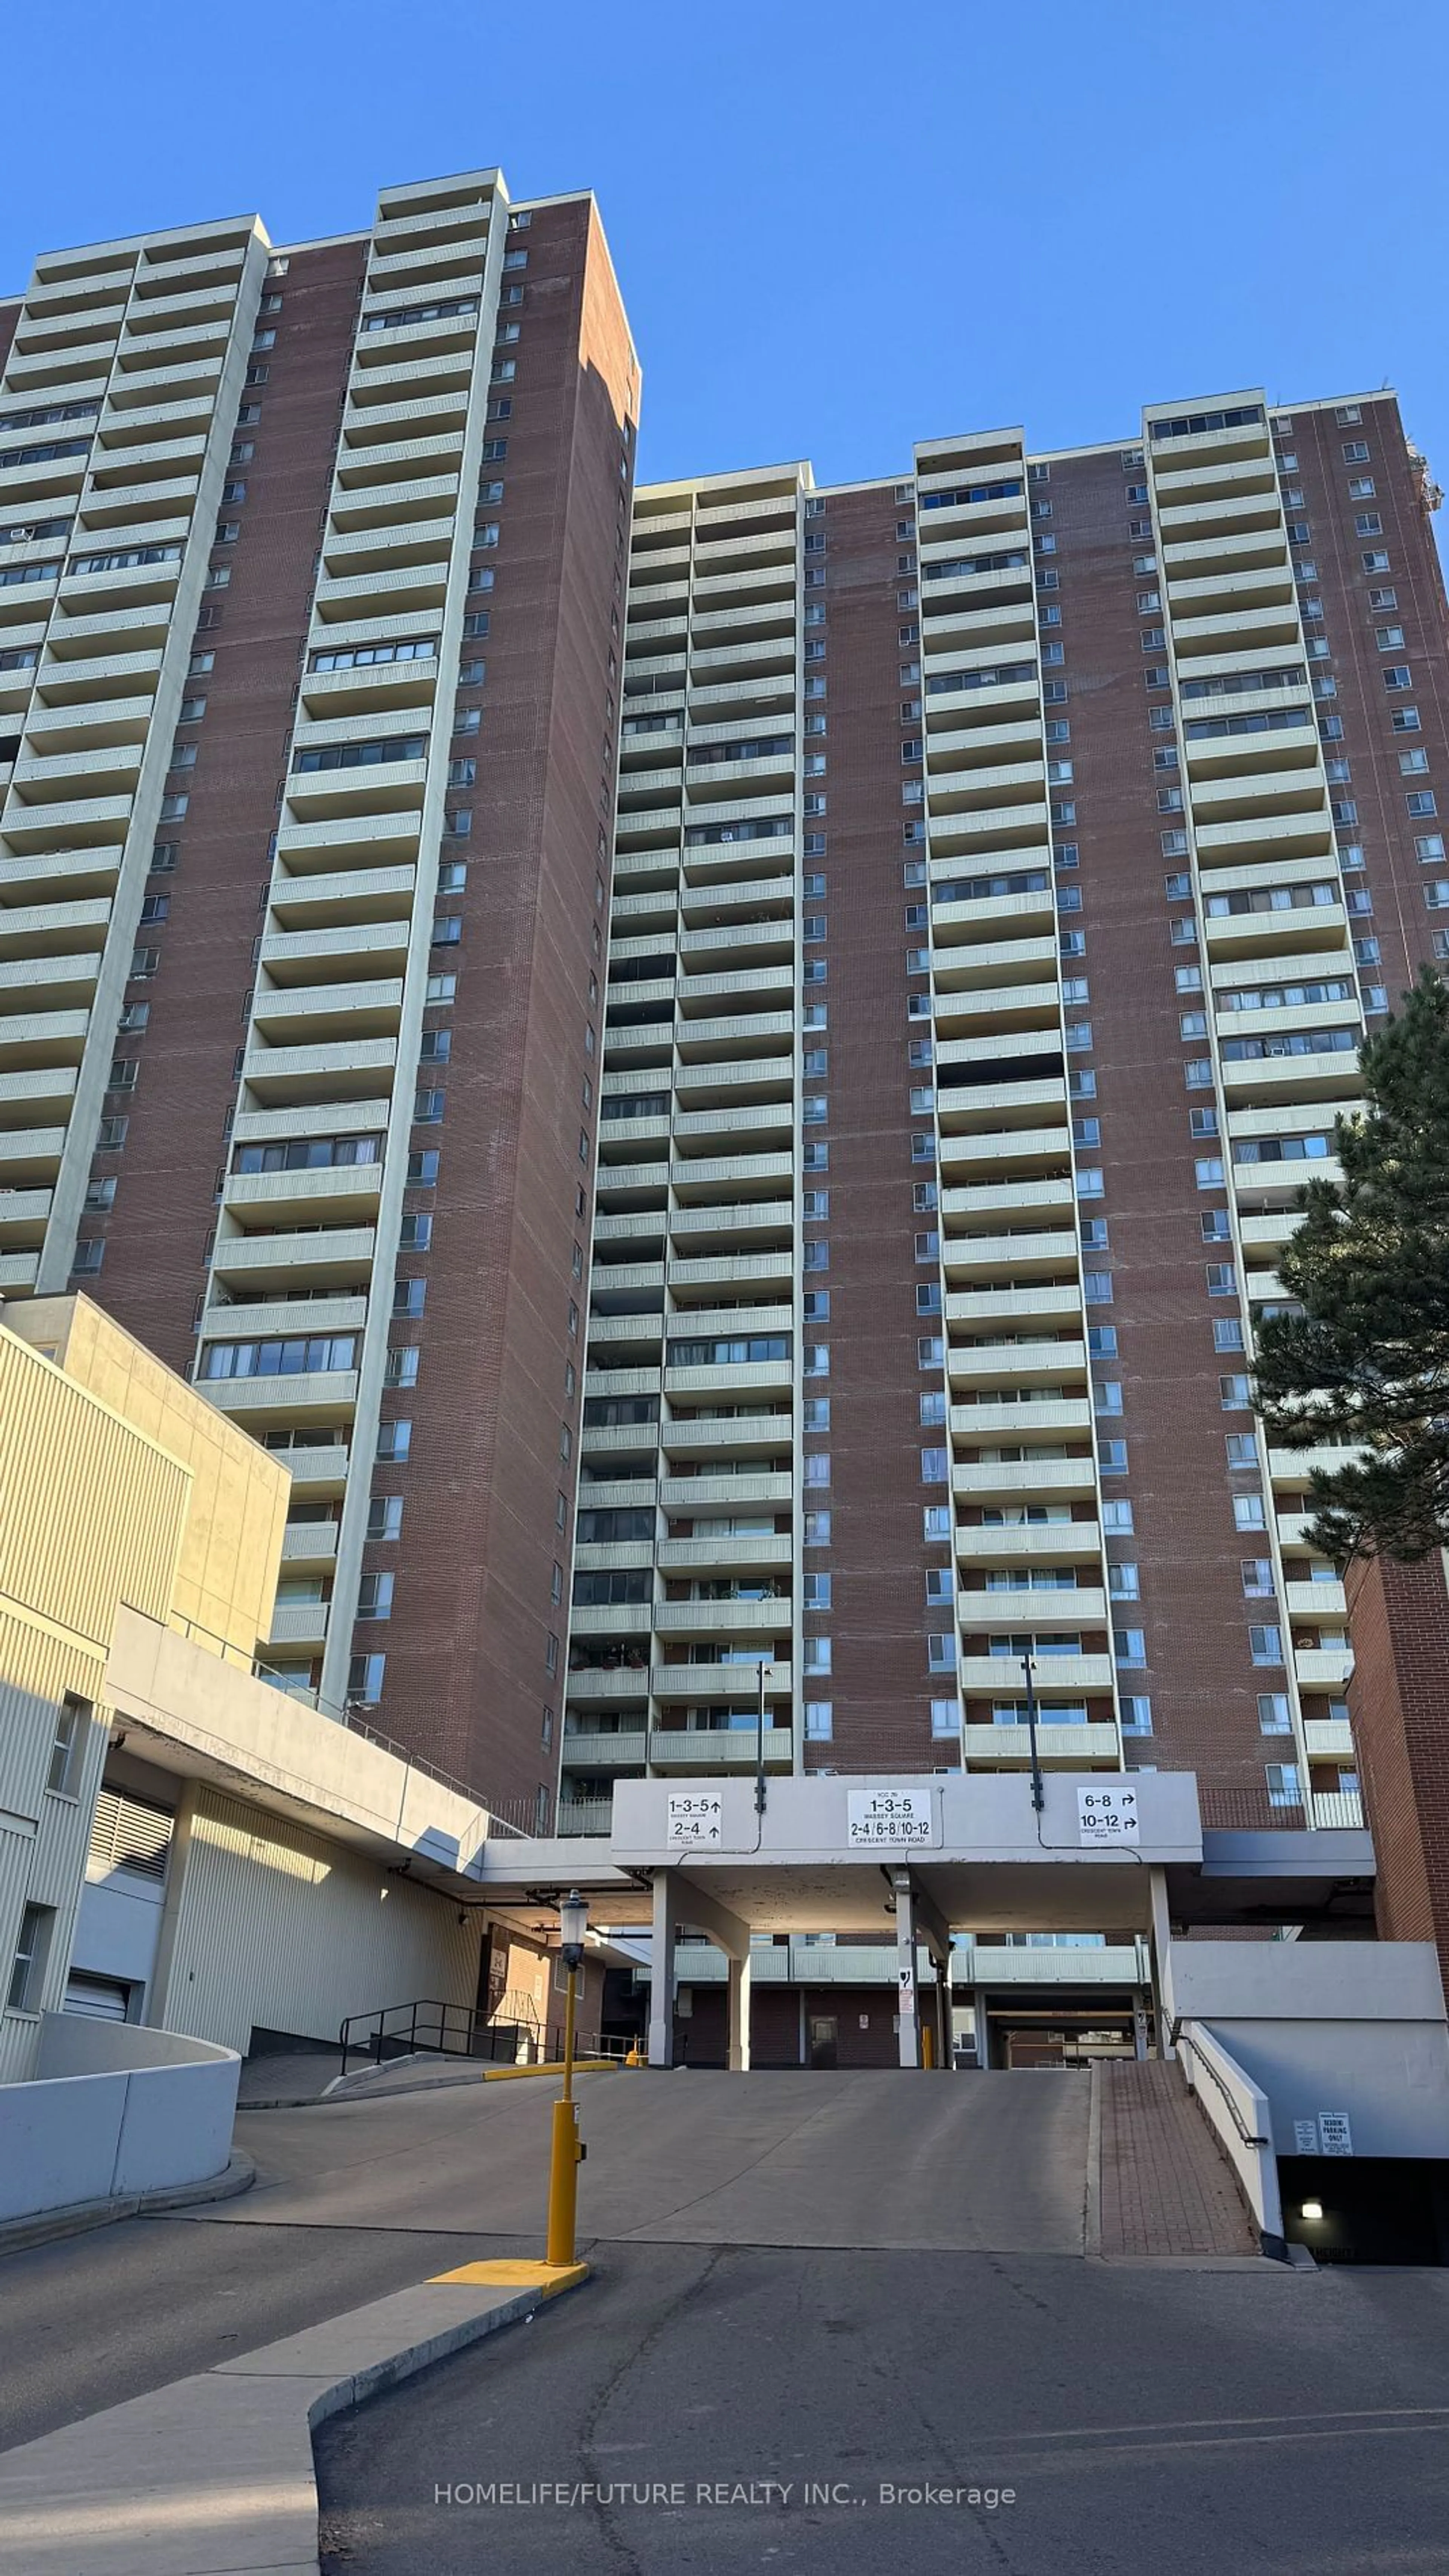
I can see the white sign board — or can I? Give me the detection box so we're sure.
[666,1791,723,1848]
[1318,2111,1353,2157]
[1293,2120,1318,2154]
[847,1788,934,1848]
[1077,1786,1140,1845]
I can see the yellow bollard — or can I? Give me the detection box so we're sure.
[546,2094,583,2267]
[921,2023,935,2071]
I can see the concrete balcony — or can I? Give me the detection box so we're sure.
[660,1471,793,1510]
[940,1173,1075,1222]
[952,1398,1093,1438]
[948,1339,1086,1386]
[1286,1580,1347,1621]
[650,1660,791,1704]
[0,953,102,1011]
[1295,1647,1353,1688]
[202,1369,359,1422]
[1202,904,1347,961]
[654,1598,787,1638]
[1218,1046,1361,1104]
[258,919,413,982]
[0,896,111,961]
[272,1445,351,1495]
[23,695,155,750]
[928,821,1054,871]
[648,1728,795,1771]
[0,792,132,852]
[241,1034,398,1101]
[249,977,404,1041]
[663,1360,792,1400]
[223,1163,385,1223]
[0,1185,51,1241]
[1303,1718,1354,1760]
[0,1008,91,1067]
[1267,1444,1364,1486]
[949,1284,1082,1326]
[0,1062,79,1112]
[960,1654,1112,1696]
[943,1229,1079,1281]
[268,863,418,929]
[668,1200,792,1249]
[657,1534,792,1573]
[205,1293,367,1341]
[208,1225,377,1285]
[285,761,428,828]
[0,1248,41,1291]
[963,1722,1120,1766]
[959,1586,1108,1627]
[955,1520,1104,1564]
[559,1730,649,1770]
[953,1457,1097,1501]
[267,1600,331,1648]
[0,1124,66,1177]
[563,1668,660,1708]
[937,1124,1072,1171]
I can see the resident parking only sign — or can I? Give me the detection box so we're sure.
[1077,1786,1140,1845]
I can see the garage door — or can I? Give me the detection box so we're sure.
[63,1971,133,2021]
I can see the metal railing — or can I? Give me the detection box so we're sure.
[337,1992,543,2078]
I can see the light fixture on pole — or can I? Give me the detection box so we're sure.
[546,1887,589,2268]
[1020,1648,1046,1815]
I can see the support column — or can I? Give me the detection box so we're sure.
[893,1878,922,2067]
[647,1871,679,2069]
[727,1951,752,2071]
[1148,1865,1176,2060]
[933,1955,952,2071]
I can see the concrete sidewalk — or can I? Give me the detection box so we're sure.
[0,2260,586,2576]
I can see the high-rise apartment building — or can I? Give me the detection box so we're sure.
[2,172,1443,1851]
[561,391,1449,1841]
[0,171,638,1811]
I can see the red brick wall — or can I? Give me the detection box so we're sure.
[1049,448,1275,1798]
[809,483,946,1771]
[90,239,366,1367]
[1346,1552,1449,1996]
[367,200,639,1803]
[1271,395,1449,1004]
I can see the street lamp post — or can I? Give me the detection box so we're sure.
[546,1887,589,2268]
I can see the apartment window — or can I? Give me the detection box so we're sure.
[927,1634,957,1674]
[1109,1564,1140,1600]
[367,1495,404,1541]
[923,1506,951,1540]
[1083,1272,1113,1304]
[1098,1439,1128,1474]
[357,1572,395,1622]
[1407,793,1438,818]
[7,1903,54,2013]
[1102,1500,1134,1532]
[1121,1697,1154,1735]
[804,1701,833,1741]
[1114,1630,1147,1668]
[1213,1318,1244,1353]
[931,1699,960,1739]
[1196,1158,1225,1189]
[46,1694,89,1797]
[1241,1559,1275,1599]
[920,1447,949,1484]
[1362,551,1391,574]
[803,1454,831,1488]
[1225,1431,1258,1467]
[917,1336,943,1368]
[1220,1374,1251,1409]
[1095,1381,1123,1415]
[1257,1693,1292,1735]
[376,1421,411,1462]
[1249,1624,1284,1665]
[804,1511,832,1547]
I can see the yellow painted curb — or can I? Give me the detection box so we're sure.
[480,2059,617,2081]
[429,2257,589,2294]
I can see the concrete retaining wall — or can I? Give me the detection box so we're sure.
[0,2014,239,2221]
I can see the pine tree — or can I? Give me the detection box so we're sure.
[1252,969,1449,1561]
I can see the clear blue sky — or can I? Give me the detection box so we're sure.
[5,0,1447,503]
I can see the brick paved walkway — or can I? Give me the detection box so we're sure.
[1096,2058,1258,2256]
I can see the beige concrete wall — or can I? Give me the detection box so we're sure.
[12,1298,289,1660]
[155,1785,483,2055]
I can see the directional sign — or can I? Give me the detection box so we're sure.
[847,1788,934,1848]
[666,1790,723,1847]
[1077,1786,1140,1845]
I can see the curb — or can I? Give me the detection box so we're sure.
[0,2255,588,2575]
[1083,2061,1102,2256]
[0,2151,255,2261]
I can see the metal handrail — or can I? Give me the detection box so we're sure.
[1171,2017,1270,2147]
[338,1992,542,2077]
